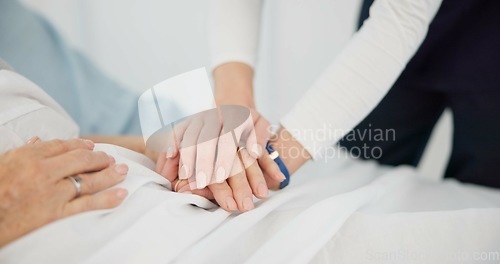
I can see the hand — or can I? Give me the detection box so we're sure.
[155,105,259,188]
[156,108,286,212]
[0,139,129,247]
[155,61,286,212]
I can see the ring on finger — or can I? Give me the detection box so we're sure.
[174,179,186,192]
[67,175,82,198]
[237,146,246,153]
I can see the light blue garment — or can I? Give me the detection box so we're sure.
[0,0,141,135]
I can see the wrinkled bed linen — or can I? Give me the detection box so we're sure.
[1,144,498,264]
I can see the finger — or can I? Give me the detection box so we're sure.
[254,116,272,152]
[32,139,95,157]
[160,154,180,182]
[190,188,214,200]
[78,164,128,195]
[178,118,203,181]
[258,150,286,183]
[26,136,41,145]
[173,179,190,193]
[213,132,238,183]
[263,171,282,191]
[245,114,272,160]
[239,150,268,199]
[46,150,113,180]
[155,151,167,175]
[165,129,179,159]
[244,126,261,159]
[208,182,238,212]
[195,121,220,189]
[239,112,261,159]
[227,160,254,212]
[176,181,214,200]
[63,188,128,216]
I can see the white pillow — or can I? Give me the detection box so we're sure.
[0,69,79,153]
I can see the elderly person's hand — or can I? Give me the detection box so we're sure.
[0,139,129,247]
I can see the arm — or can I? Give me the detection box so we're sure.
[209,0,263,107]
[253,0,444,188]
[281,0,444,159]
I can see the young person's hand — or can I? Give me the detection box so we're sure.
[156,108,285,212]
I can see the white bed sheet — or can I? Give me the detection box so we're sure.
[1,144,499,264]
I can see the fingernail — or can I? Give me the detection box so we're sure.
[179,165,189,179]
[216,167,226,183]
[108,154,116,164]
[166,146,175,159]
[181,191,192,194]
[275,167,286,181]
[116,189,128,199]
[226,197,238,211]
[243,197,254,211]
[115,164,128,174]
[257,183,269,198]
[251,143,262,157]
[83,139,95,149]
[196,171,207,189]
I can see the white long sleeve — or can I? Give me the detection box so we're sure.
[281,0,443,159]
[209,0,262,70]
[209,0,443,159]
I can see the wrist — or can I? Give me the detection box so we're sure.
[213,62,255,108]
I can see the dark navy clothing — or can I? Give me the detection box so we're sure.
[341,0,500,187]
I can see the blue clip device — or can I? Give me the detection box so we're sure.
[265,142,290,189]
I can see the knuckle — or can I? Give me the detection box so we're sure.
[94,151,109,163]
[83,197,96,211]
[52,139,68,152]
[35,162,50,177]
[77,150,94,164]
[84,176,95,192]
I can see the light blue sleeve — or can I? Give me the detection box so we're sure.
[0,0,141,135]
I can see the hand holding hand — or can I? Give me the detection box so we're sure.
[156,108,286,212]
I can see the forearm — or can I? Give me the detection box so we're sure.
[281,0,443,159]
[209,0,262,108]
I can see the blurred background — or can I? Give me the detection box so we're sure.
[20,0,452,180]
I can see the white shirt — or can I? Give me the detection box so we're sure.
[209,0,443,159]
[0,69,79,153]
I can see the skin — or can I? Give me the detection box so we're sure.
[157,110,286,212]
[157,62,312,212]
[87,62,312,212]
[81,135,156,160]
[0,139,129,247]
